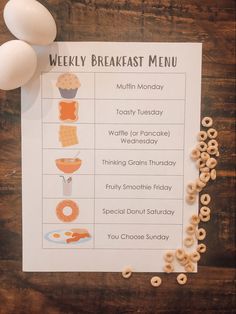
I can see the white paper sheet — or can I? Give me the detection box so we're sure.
[22,42,202,272]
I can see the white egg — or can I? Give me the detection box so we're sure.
[0,40,37,90]
[4,0,57,46]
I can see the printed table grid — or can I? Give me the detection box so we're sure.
[41,71,186,250]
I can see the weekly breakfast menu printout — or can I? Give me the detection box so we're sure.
[22,42,202,272]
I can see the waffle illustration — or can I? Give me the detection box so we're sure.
[59,125,78,147]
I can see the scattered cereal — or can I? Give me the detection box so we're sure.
[200,166,210,173]
[186,182,197,194]
[179,254,190,266]
[202,117,213,128]
[191,148,201,160]
[199,213,211,222]
[150,276,162,287]
[186,193,196,205]
[163,263,174,273]
[210,169,217,180]
[184,236,195,247]
[190,214,200,225]
[200,194,211,205]
[207,128,218,139]
[206,157,217,169]
[122,267,133,279]
[197,243,207,253]
[207,145,218,155]
[186,224,196,235]
[196,228,206,240]
[175,249,185,260]
[208,139,218,147]
[200,206,211,216]
[184,263,195,272]
[197,131,208,141]
[164,251,174,263]
[190,251,201,263]
[195,179,206,192]
[196,159,206,169]
[199,172,211,183]
[177,273,187,285]
[197,141,208,152]
[200,152,210,161]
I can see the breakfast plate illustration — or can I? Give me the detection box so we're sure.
[45,228,91,245]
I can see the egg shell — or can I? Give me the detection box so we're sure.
[0,40,37,90]
[4,0,57,46]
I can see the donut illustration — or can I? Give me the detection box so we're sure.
[56,200,79,222]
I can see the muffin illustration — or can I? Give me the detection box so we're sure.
[56,73,81,98]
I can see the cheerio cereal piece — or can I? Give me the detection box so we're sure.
[197,243,207,253]
[200,194,211,205]
[179,254,190,266]
[197,131,208,141]
[196,159,206,169]
[200,166,210,173]
[202,117,213,128]
[197,141,208,152]
[199,213,211,222]
[210,169,217,180]
[196,228,206,240]
[190,251,201,263]
[150,276,162,287]
[186,193,196,205]
[190,214,200,225]
[184,263,195,272]
[200,172,211,183]
[163,252,174,263]
[186,224,196,235]
[175,248,185,260]
[200,152,210,161]
[207,128,218,139]
[184,236,195,247]
[207,145,218,155]
[208,139,218,147]
[163,263,174,273]
[186,182,197,194]
[200,206,211,216]
[216,150,220,157]
[177,273,187,285]
[206,157,217,169]
[122,267,133,279]
[195,179,206,192]
[164,251,174,263]
[191,148,201,160]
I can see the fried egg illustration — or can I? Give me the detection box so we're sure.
[45,229,91,245]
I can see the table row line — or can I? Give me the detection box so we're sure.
[42,72,186,100]
[43,223,184,249]
[42,99,185,124]
[43,175,184,198]
[43,198,183,224]
[42,124,185,149]
[44,149,184,175]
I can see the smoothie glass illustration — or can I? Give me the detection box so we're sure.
[55,154,82,196]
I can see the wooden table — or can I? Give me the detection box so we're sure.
[0,1,235,313]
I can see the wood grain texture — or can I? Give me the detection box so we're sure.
[0,0,235,313]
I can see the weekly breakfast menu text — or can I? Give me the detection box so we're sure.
[22,42,202,272]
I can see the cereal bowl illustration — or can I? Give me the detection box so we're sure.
[45,228,91,245]
[56,73,81,98]
[55,158,82,174]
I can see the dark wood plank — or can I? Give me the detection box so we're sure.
[0,0,235,313]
